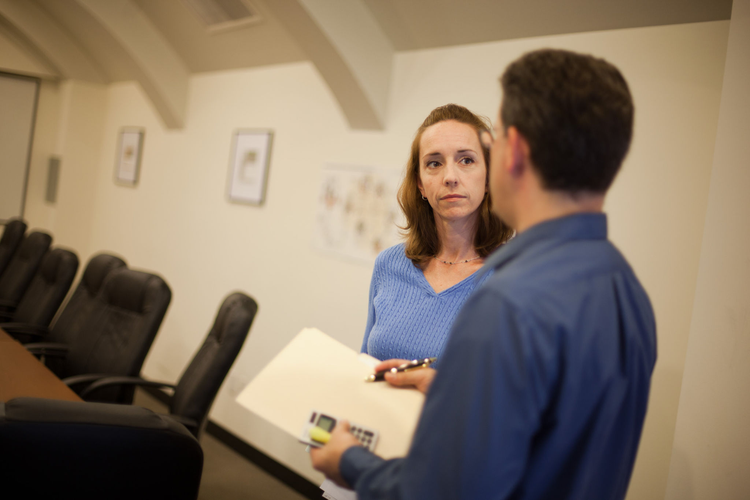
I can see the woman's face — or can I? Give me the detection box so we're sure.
[418,120,487,225]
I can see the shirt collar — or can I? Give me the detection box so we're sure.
[479,213,608,277]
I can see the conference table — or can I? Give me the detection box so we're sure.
[0,328,81,402]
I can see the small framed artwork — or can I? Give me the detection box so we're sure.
[227,129,273,206]
[114,127,144,186]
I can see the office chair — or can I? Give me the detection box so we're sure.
[4,253,126,344]
[27,268,172,404]
[0,248,79,327]
[0,397,203,500]
[0,218,27,278]
[81,292,258,437]
[0,231,52,314]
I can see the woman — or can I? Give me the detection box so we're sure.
[361,104,512,366]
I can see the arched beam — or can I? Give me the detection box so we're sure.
[74,0,189,129]
[0,0,105,83]
[262,0,393,130]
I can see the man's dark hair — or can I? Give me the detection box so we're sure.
[500,49,634,193]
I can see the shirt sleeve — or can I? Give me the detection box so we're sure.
[346,288,559,499]
[341,447,407,499]
[360,256,381,353]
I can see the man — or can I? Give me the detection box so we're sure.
[311,48,657,500]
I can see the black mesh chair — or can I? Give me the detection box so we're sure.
[0,218,27,278]
[0,231,52,314]
[27,268,172,404]
[4,253,126,344]
[0,248,79,327]
[81,292,257,437]
[0,397,203,500]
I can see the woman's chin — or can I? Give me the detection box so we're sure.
[434,209,480,224]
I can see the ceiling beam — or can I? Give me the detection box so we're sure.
[73,0,189,129]
[0,0,105,83]
[262,0,394,130]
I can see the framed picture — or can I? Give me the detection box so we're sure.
[227,129,273,205]
[114,127,144,186]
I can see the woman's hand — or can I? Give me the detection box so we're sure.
[375,359,437,394]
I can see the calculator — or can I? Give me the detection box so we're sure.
[299,410,379,453]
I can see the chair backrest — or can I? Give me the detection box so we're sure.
[63,268,172,403]
[11,248,79,327]
[49,253,127,346]
[0,397,203,500]
[0,218,27,278]
[0,231,52,304]
[172,292,257,437]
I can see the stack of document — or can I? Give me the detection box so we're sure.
[235,327,426,460]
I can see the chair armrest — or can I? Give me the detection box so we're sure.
[62,373,119,389]
[24,342,69,358]
[0,323,50,340]
[0,299,17,312]
[166,414,199,434]
[79,376,177,399]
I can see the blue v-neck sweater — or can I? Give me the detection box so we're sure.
[361,243,491,365]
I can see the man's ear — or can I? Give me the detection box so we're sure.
[506,127,530,177]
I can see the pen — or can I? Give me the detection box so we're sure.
[365,357,437,382]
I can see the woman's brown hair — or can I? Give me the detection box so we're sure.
[398,104,513,265]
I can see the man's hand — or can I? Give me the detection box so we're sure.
[309,420,362,488]
[376,359,437,394]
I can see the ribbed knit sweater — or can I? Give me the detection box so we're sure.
[361,243,492,366]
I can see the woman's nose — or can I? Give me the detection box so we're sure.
[443,163,459,186]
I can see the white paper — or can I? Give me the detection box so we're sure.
[235,328,425,459]
[320,479,358,500]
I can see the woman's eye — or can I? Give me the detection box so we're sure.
[459,157,475,165]
[426,161,440,168]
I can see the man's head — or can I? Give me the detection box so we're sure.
[488,49,634,227]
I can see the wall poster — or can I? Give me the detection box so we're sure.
[313,164,404,264]
[114,127,144,186]
[227,129,273,205]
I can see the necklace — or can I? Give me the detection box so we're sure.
[434,255,482,265]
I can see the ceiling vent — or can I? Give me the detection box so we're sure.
[183,0,262,33]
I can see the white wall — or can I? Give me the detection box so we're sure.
[0,73,37,220]
[24,79,107,254]
[1,25,107,251]
[22,21,729,497]
[665,0,750,498]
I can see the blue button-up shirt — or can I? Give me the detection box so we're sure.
[340,213,657,500]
